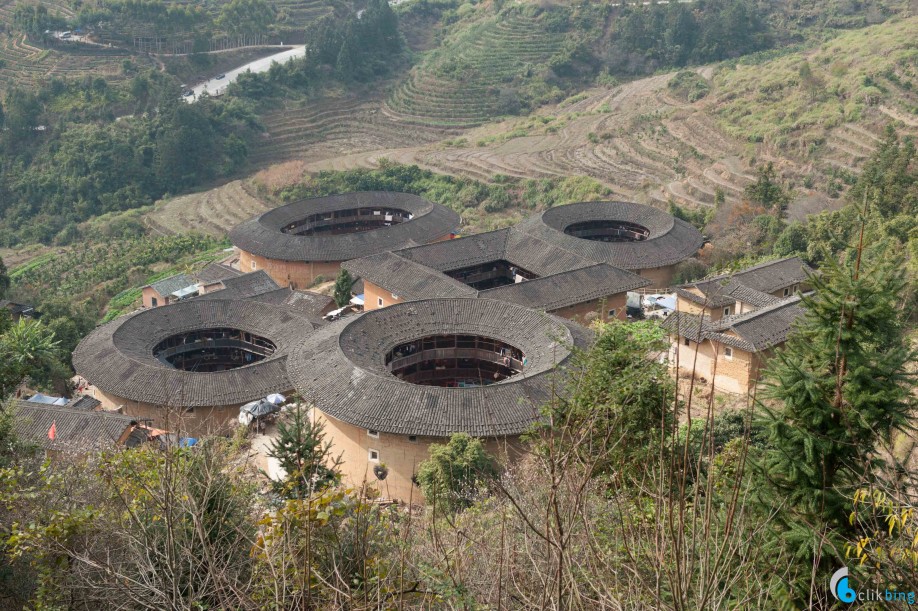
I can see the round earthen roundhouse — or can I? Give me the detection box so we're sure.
[515,201,704,287]
[286,298,593,500]
[73,299,317,436]
[229,192,461,288]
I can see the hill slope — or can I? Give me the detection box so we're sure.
[256,17,917,223]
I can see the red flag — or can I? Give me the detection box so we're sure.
[48,421,56,441]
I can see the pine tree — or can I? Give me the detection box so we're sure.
[335,22,362,81]
[0,255,9,299]
[267,406,342,499]
[333,268,355,308]
[755,234,916,580]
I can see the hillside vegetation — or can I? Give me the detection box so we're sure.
[385,5,577,128]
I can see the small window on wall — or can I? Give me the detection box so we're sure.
[783,287,790,297]
[251,260,256,271]
[724,347,733,360]
[368,449,380,462]
[684,338,691,346]
[608,309,616,318]
[723,307,731,316]
[367,429,379,439]
[151,297,158,307]
[377,297,384,307]
[408,435,418,443]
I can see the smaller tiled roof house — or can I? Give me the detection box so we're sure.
[664,257,813,395]
[344,227,651,324]
[674,257,812,322]
[8,398,146,455]
[0,300,38,321]
[141,273,198,309]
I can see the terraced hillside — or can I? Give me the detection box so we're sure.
[383,9,568,128]
[272,17,916,223]
[0,33,144,90]
[248,94,449,166]
[144,180,271,236]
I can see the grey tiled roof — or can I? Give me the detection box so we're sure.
[67,395,102,411]
[662,311,706,342]
[73,299,317,407]
[730,257,813,294]
[675,285,734,309]
[516,201,704,270]
[147,273,196,296]
[722,282,781,308]
[1,300,36,316]
[677,257,812,309]
[708,295,805,352]
[397,227,594,276]
[287,299,594,437]
[9,399,136,451]
[229,192,460,262]
[665,296,805,353]
[194,262,243,285]
[481,264,651,311]
[245,288,336,318]
[194,271,280,301]
[343,253,478,301]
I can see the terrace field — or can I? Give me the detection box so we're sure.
[243,16,918,227]
[383,8,569,129]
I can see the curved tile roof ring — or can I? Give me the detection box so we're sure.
[515,201,704,270]
[73,299,318,408]
[287,298,594,438]
[229,192,461,262]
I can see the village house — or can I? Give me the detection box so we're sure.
[8,397,151,454]
[673,256,812,322]
[664,257,813,394]
[0,299,38,321]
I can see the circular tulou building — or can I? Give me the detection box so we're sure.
[287,298,593,500]
[229,192,461,289]
[73,299,317,436]
[516,201,704,287]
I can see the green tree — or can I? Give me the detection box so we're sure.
[0,256,9,299]
[773,222,809,258]
[755,242,916,595]
[417,433,497,514]
[333,268,355,307]
[0,318,62,398]
[267,406,342,498]
[745,162,790,211]
[544,320,674,475]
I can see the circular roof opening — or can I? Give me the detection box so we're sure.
[385,334,525,387]
[229,192,461,263]
[153,327,277,372]
[563,219,649,243]
[281,207,413,237]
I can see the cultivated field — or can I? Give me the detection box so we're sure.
[166,17,918,237]
[144,180,271,236]
[249,18,918,222]
[383,11,565,128]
